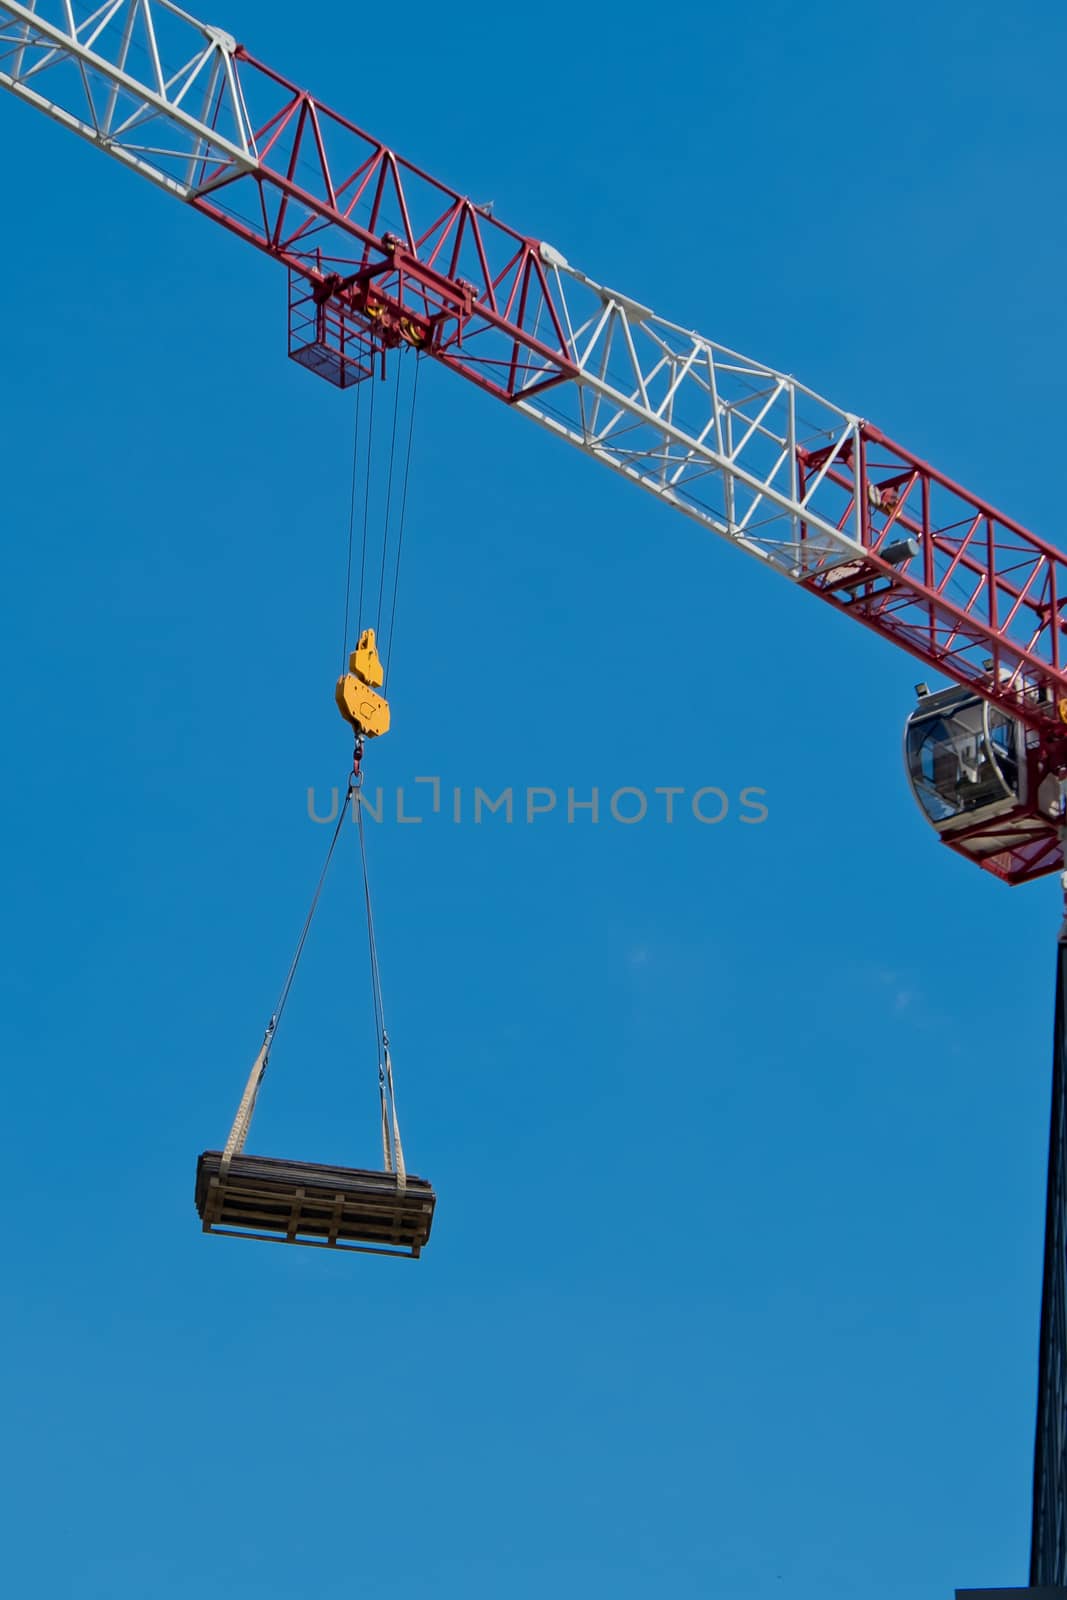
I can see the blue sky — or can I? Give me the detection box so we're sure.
[2,2,1066,1595]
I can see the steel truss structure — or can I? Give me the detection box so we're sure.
[4,0,1067,883]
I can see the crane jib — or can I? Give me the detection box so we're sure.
[3,0,1067,881]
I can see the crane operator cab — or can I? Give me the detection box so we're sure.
[904,681,1066,883]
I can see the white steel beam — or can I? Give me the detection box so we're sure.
[0,0,255,198]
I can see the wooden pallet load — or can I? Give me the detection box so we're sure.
[196,1150,435,1256]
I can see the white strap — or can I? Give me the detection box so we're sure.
[383,1040,406,1190]
[379,1063,393,1173]
[220,1030,272,1176]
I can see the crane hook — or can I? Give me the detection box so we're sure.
[336,627,391,741]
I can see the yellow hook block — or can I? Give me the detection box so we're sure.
[336,628,391,738]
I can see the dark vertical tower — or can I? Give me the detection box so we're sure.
[1031,929,1067,1584]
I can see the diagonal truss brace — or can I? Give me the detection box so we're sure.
[0,0,256,195]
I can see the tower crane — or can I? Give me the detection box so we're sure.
[3,2,1066,1590]
[4,0,1067,886]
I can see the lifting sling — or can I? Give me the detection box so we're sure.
[217,773,406,1187]
[197,762,431,1256]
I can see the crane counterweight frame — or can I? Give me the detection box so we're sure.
[4,0,1067,884]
